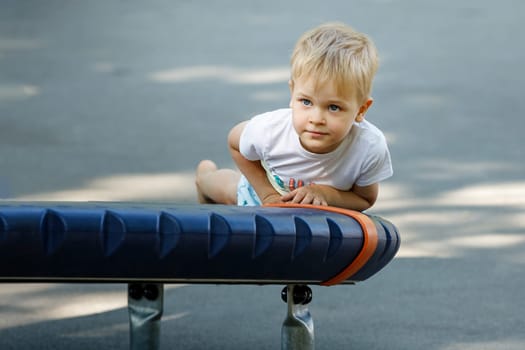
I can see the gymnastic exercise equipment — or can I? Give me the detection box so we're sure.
[0,202,400,349]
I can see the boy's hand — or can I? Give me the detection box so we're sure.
[261,193,285,205]
[280,184,328,206]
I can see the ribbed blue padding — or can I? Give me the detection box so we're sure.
[0,203,399,284]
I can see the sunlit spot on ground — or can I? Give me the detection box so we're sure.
[149,65,289,85]
[0,284,187,329]
[372,182,525,258]
[0,84,40,101]
[13,172,197,202]
[435,181,525,208]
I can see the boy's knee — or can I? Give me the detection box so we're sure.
[225,191,238,205]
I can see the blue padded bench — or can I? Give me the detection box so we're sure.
[0,202,400,349]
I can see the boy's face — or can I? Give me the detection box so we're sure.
[289,76,372,154]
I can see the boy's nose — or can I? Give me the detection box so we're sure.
[309,109,325,124]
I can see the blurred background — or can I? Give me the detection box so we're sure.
[1,0,524,349]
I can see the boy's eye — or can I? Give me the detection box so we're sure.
[301,99,312,106]
[328,104,340,112]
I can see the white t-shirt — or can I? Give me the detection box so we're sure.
[239,108,393,195]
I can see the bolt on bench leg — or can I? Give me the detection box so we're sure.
[281,284,314,350]
[128,283,164,350]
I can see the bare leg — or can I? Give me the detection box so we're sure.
[195,160,240,205]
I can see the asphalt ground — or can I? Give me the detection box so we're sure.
[1,1,524,349]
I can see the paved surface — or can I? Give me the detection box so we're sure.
[1,1,524,349]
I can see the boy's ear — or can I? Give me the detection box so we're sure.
[356,98,373,122]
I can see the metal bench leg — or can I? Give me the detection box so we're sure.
[281,284,314,350]
[128,283,164,350]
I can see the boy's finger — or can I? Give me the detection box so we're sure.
[280,191,294,201]
[300,193,314,204]
[291,191,305,203]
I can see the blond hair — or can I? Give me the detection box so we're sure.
[290,23,379,104]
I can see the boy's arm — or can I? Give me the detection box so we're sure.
[228,122,283,204]
[280,183,378,211]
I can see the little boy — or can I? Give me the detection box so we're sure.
[196,22,392,211]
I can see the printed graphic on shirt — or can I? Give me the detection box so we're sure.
[288,178,305,191]
[273,175,285,190]
[270,173,307,193]
[262,160,308,195]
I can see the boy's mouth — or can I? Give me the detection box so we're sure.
[306,130,329,137]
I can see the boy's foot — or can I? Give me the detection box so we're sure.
[195,160,218,204]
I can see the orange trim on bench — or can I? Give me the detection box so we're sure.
[264,203,378,286]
